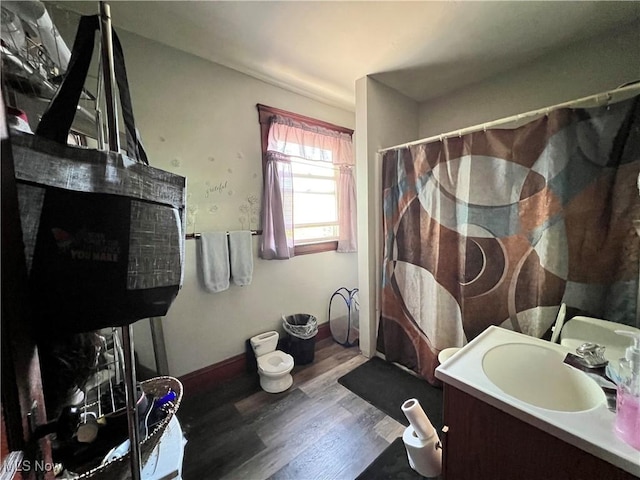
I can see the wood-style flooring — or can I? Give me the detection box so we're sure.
[177,338,405,480]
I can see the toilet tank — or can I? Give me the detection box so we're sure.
[250,331,279,357]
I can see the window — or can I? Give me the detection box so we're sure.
[283,142,338,245]
[257,104,356,257]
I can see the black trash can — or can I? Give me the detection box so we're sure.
[282,313,318,365]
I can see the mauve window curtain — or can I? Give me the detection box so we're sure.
[259,115,357,259]
[260,151,294,260]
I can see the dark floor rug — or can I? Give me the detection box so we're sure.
[338,356,443,434]
[339,357,443,480]
[356,437,425,480]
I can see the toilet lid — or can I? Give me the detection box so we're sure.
[258,351,294,374]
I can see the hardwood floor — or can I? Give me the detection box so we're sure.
[177,338,405,480]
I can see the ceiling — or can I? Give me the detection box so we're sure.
[52,1,640,111]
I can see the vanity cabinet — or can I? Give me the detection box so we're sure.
[441,384,636,479]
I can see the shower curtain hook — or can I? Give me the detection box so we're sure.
[606,93,612,110]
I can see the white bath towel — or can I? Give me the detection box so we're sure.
[228,231,253,286]
[199,232,229,293]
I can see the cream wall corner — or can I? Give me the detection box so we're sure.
[355,77,419,358]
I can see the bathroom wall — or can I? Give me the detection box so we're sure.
[355,77,419,357]
[417,21,640,137]
[36,25,356,377]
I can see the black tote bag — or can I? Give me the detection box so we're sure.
[11,15,186,333]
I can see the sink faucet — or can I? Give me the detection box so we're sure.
[576,342,608,368]
[566,344,616,412]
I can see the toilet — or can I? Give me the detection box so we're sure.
[437,347,461,364]
[250,331,294,393]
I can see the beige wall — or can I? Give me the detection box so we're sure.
[355,77,419,357]
[113,30,358,377]
[418,22,640,137]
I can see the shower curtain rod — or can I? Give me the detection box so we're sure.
[378,82,640,154]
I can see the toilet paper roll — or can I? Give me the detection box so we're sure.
[402,425,442,478]
[401,398,436,440]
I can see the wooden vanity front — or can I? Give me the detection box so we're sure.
[441,384,637,479]
[435,327,640,479]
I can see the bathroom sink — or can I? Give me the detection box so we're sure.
[482,343,606,412]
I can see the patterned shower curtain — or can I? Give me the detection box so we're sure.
[380,95,640,384]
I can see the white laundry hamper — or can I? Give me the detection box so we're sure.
[328,287,359,347]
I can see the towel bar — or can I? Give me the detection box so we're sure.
[186,230,261,239]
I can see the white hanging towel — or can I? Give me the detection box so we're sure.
[228,231,253,286]
[198,232,229,293]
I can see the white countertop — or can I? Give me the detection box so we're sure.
[434,325,640,477]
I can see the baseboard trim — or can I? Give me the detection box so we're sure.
[179,322,332,395]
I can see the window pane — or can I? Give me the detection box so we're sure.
[295,225,338,243]
[276,141,333,163]
[294,192,337,224]
[291,159,334,178]
[294,177,335,194]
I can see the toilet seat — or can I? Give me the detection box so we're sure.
[257,351,294,375]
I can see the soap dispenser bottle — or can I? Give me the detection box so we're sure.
[614,330,640,450]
